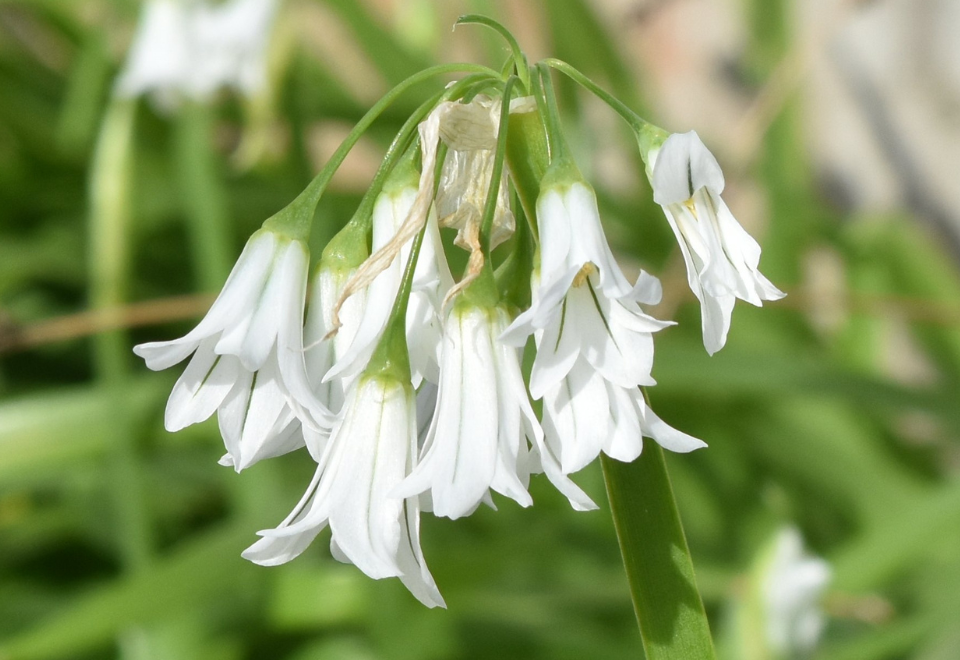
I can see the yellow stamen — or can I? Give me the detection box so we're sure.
[573,263,597,287]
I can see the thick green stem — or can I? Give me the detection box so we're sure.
[91,99,159,660]
[601,446,717,660]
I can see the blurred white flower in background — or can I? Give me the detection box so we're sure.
[116,0,277,107]
[762,527,832,658]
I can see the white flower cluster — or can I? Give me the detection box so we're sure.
[136,89,782,606]
[116,0,277,106]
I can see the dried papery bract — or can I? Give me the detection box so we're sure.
[435,96,518,251]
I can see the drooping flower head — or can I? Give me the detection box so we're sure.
[128,18,793,615]
[642,130,785,355]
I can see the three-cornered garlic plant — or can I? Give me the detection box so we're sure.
[135,17,784,620]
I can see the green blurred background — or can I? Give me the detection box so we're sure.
[2,0,960,658]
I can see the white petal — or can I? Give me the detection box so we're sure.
[325,379,409,579]
[651,131,724,205]
[236,240,297,371]
[242,410,305,466]
[604,383,644,463]
[275,241,336,429]
[395,495,446,608]
[406,289,443,386]
[490,318,534,507]
[564,182,631,297]
[700,291,736,357]
[164,338,239,432]
[691,192,741,300]
[624,270,663,306]
[217,368,254,468]
[573,284,656,389]
[397,308,500,519]
[243,464,326,565]
[712,194,785,303]
[324,257,402,384]
[637,394,707,453]
[242,523,325,566]
[233,353,290,470]
[543,359,611,474]
[529,296,582,400]
[133,232,278,370]
[530,430,598,512]
[536,186,574,290]
[415,381,438,442]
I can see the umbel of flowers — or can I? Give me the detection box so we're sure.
[134,18,784,608]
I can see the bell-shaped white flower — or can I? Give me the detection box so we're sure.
[395,300,597,518]
[503,178,705,475]
[243,374,445,609]
[303,264,366,418]
[134,228,331,470]
[649,130,785,355]
[538,271,705,473]
[534,179,633,299]
[762,528,831,658]
[326,173,452,388]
